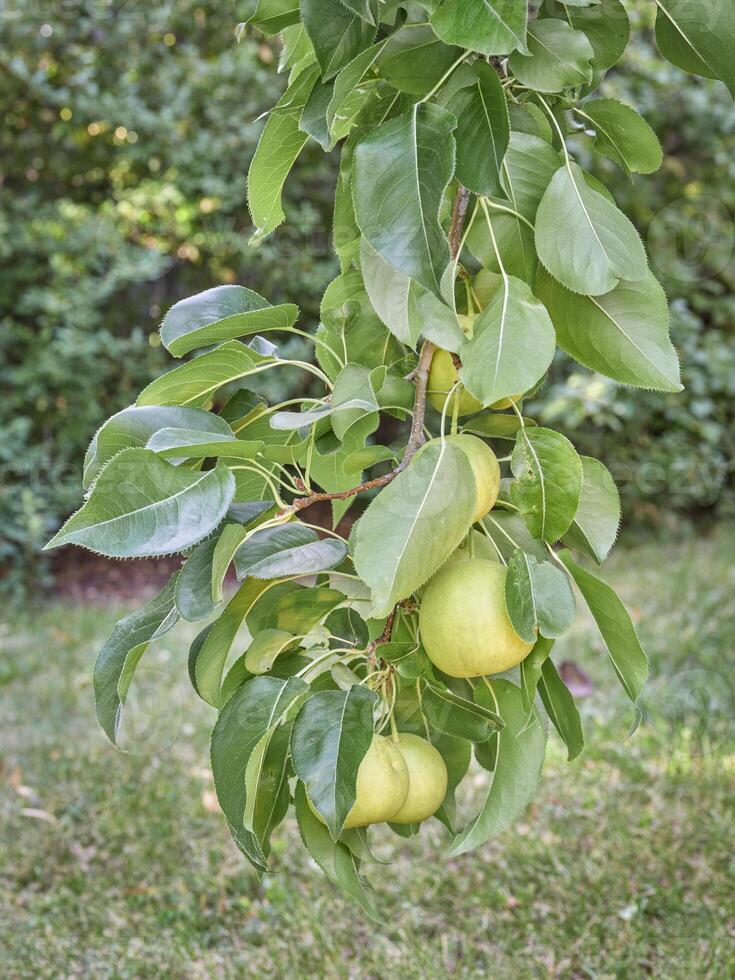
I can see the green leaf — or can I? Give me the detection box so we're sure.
[337,0,376,26]
[244,629,298,674]
[279,24,313,72]
[538,658,584,761]
[220,657,253,706]
[84,405,232,489]
[359,239,466,352]
[351,441,476,617]
[482,511,549,563]
[301,0,377,80]
[500,132,561,219]
[509,101,554,142]
[93,573,180,746]
[234,524,348,579]
[466,133,559,281]
[45,449,235,558]
[327,41,386,140]
[211,675,306,863]
[547,0,630,72]
[468,211,537,282]
[247,65,318,242]
[146,430,264,464]
[331,363,380,443]
[449,679,546,856]
[462,414,536,440]
[655,0,735,98]
[430,733,472,834]
[333,143,361,269]
[291,686,378,838]
[421,681,503,742]
[317,270,405,380]
[536,162,648,296]
[175,535,220,622]
[519,636,554,717]
[579,99,662,175]
[308,442,364,526]
[137,341,272,408]
[458,273,556,408]
[353,103,456,298]
[564,456,620,564]
[447,61,509,196]
[247,0,300,34]
[377,22,462,96]
[194,579,275,706]
[509,20,593,93]
[219,387,266,427]
[243,721,294,859]
[159,285,298,357]
[269,398,375,432]
[511,427,583,543]
[227,501,274,526]
[559,549,649,705]
[300,76,336,150]
[534,267,682,392]
[385,645,431,681]
[211,524,250,602]
[294,782,380,918]
[237,411,312,464]
[252,584,345,635]
[505,549,577,643]
[430,0,528,57]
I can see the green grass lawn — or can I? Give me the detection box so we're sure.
[1,529,734,979]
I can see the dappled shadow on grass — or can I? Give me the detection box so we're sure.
[1,528,733,977]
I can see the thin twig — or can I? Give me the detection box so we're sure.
[366,607,397,667]
[449,185,471,259]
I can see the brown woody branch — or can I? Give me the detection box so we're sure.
[366,606,397,667]
[287,185,470,516]
[448,185,471,259]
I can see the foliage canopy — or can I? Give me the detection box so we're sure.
[45,0,733,911]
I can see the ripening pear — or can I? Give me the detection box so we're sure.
[310,734,409,829]
[428,347,523,416]
[417,433,500,523]
[390,734,448,824]
[427,348,483,417]
[419,559,533,678]
[446,434,500,522]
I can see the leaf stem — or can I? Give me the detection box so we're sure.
[419,52,468,104]
[482,197,535,232]
[535,93,571,168]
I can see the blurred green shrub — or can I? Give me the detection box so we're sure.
[0,3,337,595]
[2,5,733,595]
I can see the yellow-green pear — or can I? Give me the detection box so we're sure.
[416,434,500,523]
[312,734,410,829]
[444,434,500,522]
[419,559,533,678]
[390,734,448,824]
[427,348,483,417]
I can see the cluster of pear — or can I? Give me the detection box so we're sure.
[322,341,534,832]
[314,732,450,829]
[420,345,534,678]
